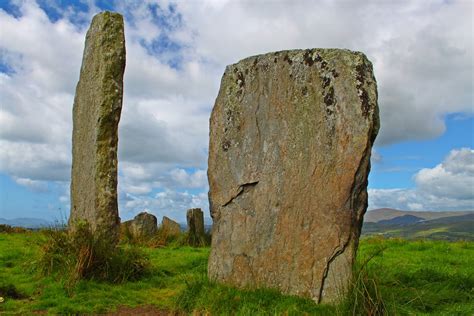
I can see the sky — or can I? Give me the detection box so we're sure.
[0,0,473,224]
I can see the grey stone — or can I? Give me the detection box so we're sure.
[161,216,181,237]
[207,49,379,303]
[186,208,205,245]
[129,212,158,239]
[69,11,126,245]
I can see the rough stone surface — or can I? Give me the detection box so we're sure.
[186,208,205,240]
[69,11,126,245]
[129,212,158,239]
[207,49,379,303]
[161,216,181,237]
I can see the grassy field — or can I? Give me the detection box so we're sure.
[0,232,473,315]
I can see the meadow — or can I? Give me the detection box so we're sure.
[0,231,473,315]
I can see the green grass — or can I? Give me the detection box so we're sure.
[0,232,473,315]
[356,237,474,315]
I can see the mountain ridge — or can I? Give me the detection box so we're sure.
[364,208,473,223]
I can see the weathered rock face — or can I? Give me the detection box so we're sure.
[69,12,126,245]
[161,216,181,237]
[129,212,158,239]
[207,49,379,303]
[186,208,205,245]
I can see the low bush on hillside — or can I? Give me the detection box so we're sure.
[0,224,28,234]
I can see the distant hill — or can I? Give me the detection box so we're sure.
[377,214,424,226]
[362,213,474,241]
[0,218,51,229]
[364,208,473,222]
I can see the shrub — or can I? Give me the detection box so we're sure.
[0,224,28,234]
[39,222,150,288]
[186,231,211,247]
[175,230,211,248]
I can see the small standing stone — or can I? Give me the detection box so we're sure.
[69,11,126,246]
[161,216,181,237]
[186,208,205,246]
[129,212,158,239]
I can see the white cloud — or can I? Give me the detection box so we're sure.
[119,163,207,195]
[174,0,473,145]
[0,141,70,181]
[415,148,474,200]
[0,1,472,217]
[371,149,382,164]
[13,177,48,192]
[369,148,474,211]
[169,168,207,189]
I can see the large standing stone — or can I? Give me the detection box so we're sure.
[186,208,205,245]
[69,12,126,245]
[207,49,379,303]
[161,216,181,237]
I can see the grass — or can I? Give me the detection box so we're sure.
[355,237,474,315]
[0,231,473,315]
[38,223,150,290]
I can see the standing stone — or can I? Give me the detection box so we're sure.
[207,49,379,303]
[129,212,158,239]
[186,208,205,246]
[69,12,126,245]
[161,216,182,237]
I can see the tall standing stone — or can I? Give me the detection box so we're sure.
[207,49,379,303]
[186,208,205,246]
[69,12,126,245]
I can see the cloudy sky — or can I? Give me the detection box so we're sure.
[0,0,472,223]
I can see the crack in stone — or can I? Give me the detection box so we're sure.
[222,181,259,207]
[255,100,261,143]
[317,239,350,304]
[318,131,373,303]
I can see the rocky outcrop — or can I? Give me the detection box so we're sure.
[186,208,205,246]
[161,216,181,237]
[207,49,379,303]
[69,11,126,245]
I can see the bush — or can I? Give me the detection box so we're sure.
[39,222,150,288]
[185,231,211,247]
[0,224,28,234]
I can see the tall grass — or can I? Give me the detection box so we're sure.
[340,243,388,315]
[39,222,150,289]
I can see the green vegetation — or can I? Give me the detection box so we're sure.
[0,231,473,315]
[362,214,474,241]
[39,223,150,288]
[356,237,474,315]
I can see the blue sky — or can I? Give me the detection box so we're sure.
[0,0,472,223]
